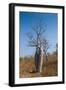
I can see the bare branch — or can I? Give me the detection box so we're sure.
[42,38,49,54]
[26,19,49,54]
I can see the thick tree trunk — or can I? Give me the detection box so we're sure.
[35,47,41,72]
[39,47,43,72]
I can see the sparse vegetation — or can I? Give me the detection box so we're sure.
[19,52,58,78]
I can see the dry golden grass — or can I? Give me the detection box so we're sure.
[19,54,58,78]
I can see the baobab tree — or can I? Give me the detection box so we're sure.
[53,43,58,55]
[42,38,49,61]
[26,20,49,72]
[56,43,58,55]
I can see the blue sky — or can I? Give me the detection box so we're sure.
[19,12,58,57]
